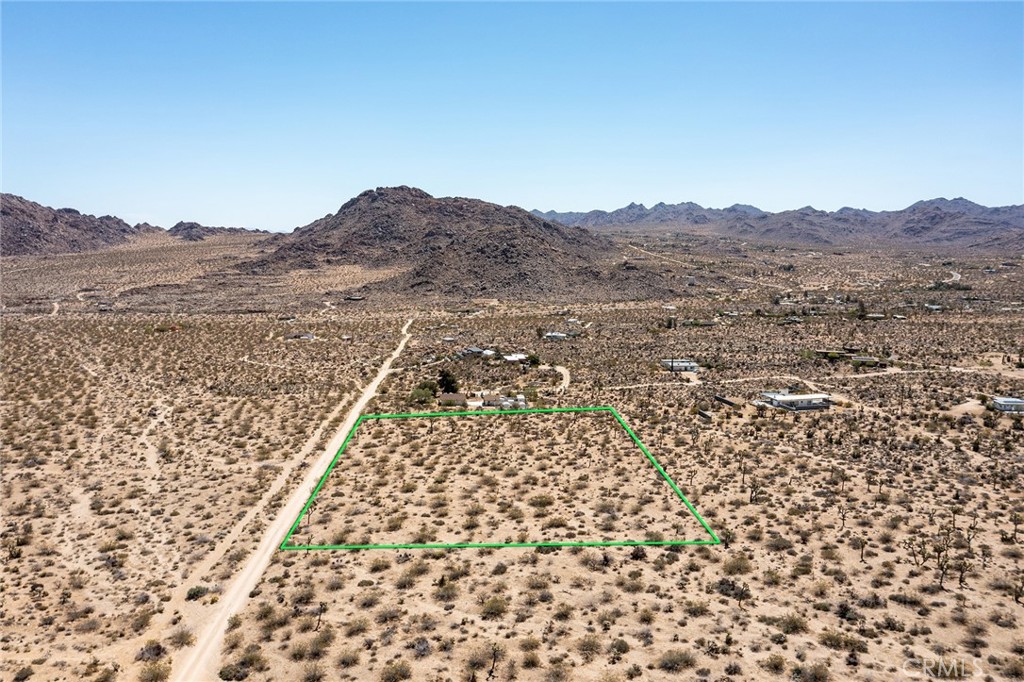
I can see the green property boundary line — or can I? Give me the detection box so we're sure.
[279,406,720,550]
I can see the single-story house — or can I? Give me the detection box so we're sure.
[503,353,528,363]
[544,332,568,341]
[439,393,467,407]
[760,390,832,411]
[481,392,503,407]
[661,359,699,372]
[499,396,528,410]
[992,396,1024,413]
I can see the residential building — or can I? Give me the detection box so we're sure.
[660,359,699,372]
[759,390,831,411]
[992,396,1024,413]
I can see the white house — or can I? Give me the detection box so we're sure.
[544,332,568,341]
[992,396,1024,414]
[661,359,699,372]
[760,390,831,411]
[503,353,528,363]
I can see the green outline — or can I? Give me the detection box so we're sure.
[280,406,719,550]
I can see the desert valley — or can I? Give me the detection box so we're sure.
[1,186,1023,682]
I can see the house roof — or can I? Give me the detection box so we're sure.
[762,392,831,402]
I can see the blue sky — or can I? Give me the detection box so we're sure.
[2,2,1022,230]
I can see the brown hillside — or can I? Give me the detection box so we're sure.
[0,193,160,256]
[245,186,665,298]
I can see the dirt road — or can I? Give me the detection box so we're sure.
[172,318,415,682]
[541,364,571,393]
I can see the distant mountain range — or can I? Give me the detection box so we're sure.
[533,197,1024,250]
[4,189,1022,271]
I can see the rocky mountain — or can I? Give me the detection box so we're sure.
[246,186,659,298]
[167,221,267,241]
[534,197,1024,250]
[1,193,161,257]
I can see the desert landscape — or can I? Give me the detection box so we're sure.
[3,2,1022,680]
[1,185,1022,682]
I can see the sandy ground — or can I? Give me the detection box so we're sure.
[172,318,415,681]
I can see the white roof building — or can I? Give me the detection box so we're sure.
[993,396,1024,413]
[661,359,699,372]
[760,390,832,411]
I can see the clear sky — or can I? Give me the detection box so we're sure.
[2,2,1022,230]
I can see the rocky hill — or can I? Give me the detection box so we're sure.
[167,221,267,242]
[534,197,1024,250]
[246,186,660,298]
[1,193,161,256]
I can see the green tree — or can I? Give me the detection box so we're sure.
[438,369,459,394]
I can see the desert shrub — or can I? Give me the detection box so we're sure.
[217,665,248,681]
[657,649,697,672]
[186,586,209,601]
[723,555,752,575]
[520,636,541,651]
[761,653,787,674]
[765,534,794,551]
[13,668,33,682]
[376,607,402,624]
[308,626,335,659]
[481,596,508,620]
[577,634,602,662]
[412,637,432,658]
[544,664,572,681]
[136,640,166,662]
[138,662,171,682]
[168,626,195,648]
[609,638,630,655]
[522,652,541,668]
[526,575,551,590]
[337,649,360,667]
[792,661,830,682]
[1002,658,1024,679]
[818,629,867,653]
[434,581,459,601]
[344,618,369,637]
[778,613,808,634]
[380,660,412,682]
[529,494,554,508]
[132,609,155,632]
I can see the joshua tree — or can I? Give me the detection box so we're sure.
[315,602,327,631]
[953,557,973,588]
[837,505,850,530]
